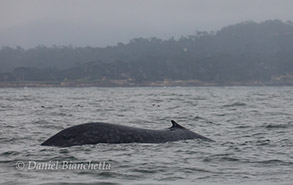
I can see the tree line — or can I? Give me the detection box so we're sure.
[1,20,293,85]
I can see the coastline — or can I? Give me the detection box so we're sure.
[1,79,293,88]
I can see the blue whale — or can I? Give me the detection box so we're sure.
[41,120,213,147]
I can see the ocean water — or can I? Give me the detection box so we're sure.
[0,87,292,185]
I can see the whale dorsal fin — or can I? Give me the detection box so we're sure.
[170,120,185,129]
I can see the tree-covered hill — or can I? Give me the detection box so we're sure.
[1,20,293,86]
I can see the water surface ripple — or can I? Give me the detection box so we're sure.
[0,87,292,185]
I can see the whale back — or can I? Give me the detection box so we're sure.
[41,120,213,147]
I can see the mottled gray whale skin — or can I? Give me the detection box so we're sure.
[41,120,213,147]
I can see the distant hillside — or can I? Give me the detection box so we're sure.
[1,20,293,86]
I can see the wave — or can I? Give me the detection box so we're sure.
[264,122,293,129]
[222,102,247,107]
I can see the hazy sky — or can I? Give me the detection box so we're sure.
[0,0,292,48]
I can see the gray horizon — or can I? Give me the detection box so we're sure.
[1,0,292,48]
